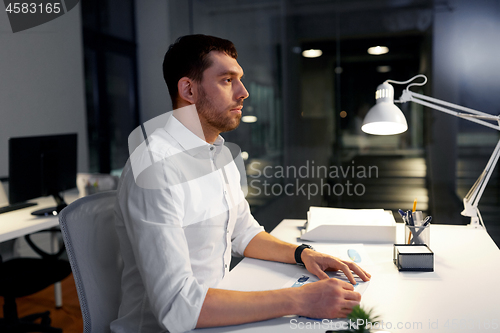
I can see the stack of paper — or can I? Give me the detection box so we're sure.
[301,206,396,243]
[394,244,433,271]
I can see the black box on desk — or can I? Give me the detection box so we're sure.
[393,244,434,272]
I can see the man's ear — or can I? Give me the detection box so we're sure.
[177,77,196,105]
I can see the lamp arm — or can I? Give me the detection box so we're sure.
[467,139,500,209]
[401,90,500,131]
[398,89,500,228]
[406,90,498,118]
[459,138,500,228]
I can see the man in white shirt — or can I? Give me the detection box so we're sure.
[112,34,370,333]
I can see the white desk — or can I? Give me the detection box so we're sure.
[0,189,79,307]
[196,219,500,332]
[0,190,79,243]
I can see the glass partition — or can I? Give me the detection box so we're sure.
[158,0,500,236]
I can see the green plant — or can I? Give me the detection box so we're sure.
[338,305,381,333]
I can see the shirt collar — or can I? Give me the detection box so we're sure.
[164,114,225,157]
[212,135,225,154]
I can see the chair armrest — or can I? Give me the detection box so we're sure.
[24,229,66,260]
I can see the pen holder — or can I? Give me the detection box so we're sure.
[405,224,430,246]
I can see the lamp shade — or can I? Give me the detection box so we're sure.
[362,82,408,135]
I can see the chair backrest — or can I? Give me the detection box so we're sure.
[59,190,123,333]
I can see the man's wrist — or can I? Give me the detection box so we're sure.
[287,286,304,315]
[294,244,314,265]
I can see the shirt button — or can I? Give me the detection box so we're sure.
[210,147,214,151]
[225,264,228,268]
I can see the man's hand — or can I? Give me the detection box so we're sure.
[301,248,371,284]
[197,277,361,328]
[197,232,371,328]
[244,232,371,285]
[294,278,361,319]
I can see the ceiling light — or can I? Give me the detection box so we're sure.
[302,49,323,58]
[367,46,389,55]
[377,65,392,73]
[242,115,257,123]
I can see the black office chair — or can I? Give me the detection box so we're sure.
[0,230,72,333]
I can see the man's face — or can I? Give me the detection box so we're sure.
[195,51,249,133]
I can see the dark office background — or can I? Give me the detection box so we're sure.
[1,0,499,245]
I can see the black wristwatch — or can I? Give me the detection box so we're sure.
[294,244,314,265]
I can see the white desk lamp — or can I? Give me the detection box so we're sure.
[362,74,500,228]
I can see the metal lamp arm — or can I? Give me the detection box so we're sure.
[468,139,500,208]
[401,90,500,131]
[397,88,500,228]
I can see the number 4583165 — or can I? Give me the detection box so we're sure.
[5,3,61,14]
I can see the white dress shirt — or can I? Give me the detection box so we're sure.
[111,115,264,333]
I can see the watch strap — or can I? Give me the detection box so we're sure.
[294,244,313,265]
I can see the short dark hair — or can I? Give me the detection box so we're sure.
[163,34,238,107]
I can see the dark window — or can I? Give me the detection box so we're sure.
[82,0,139,173]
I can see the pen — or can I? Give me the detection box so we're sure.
[302,316,323,322]
[407,210,414,244]
[398,209,407,224]
[407,210,414,226]
[422,215,432,227]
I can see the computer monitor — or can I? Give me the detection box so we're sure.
[7,133,77,216]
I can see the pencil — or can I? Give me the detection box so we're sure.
[409,200,417,244]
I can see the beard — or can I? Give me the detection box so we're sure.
[196,85,242,133]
